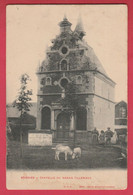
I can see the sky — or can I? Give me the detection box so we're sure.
[6,4,127,103]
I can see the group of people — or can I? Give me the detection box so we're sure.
[92,127,114,145]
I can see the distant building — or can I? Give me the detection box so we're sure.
[115,101,127,135]
[6,102,37,126]
[36,16,115,142]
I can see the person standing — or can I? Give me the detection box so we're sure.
[99,130,105,145]
[105,127,114,145]
[92,127,99,145]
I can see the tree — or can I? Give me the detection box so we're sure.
[59,81,80,146]
[13,74,32,157]
[59,81,79,112]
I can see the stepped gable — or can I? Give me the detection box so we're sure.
[39,16,108,77]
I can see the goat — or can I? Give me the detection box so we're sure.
[55,144,73,160]
[72,147,81,159]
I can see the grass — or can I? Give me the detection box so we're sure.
[7,140,127,170]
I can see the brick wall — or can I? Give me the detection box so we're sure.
[37,70,95,95]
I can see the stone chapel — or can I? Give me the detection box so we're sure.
[36,16,115,142]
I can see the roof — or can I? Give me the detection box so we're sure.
[6,102,37,118]
[78,40,108,76]
[59,16,72,27]
[85,44,108,76]
[115,101,127,106]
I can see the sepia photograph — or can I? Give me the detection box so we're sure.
[6,4,127,189]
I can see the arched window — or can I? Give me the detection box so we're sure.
[46,77,51,85]
[76,107,87,130]
[60,59,68,71]
[76,75,82,84]
[41,107,51,129]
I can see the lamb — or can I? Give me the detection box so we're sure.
[72,147,81,159]
[55,144,73,161]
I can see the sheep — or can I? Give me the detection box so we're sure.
[55,144,73,160]
[72,147,81,159]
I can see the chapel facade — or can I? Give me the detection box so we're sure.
[36,16,115,141]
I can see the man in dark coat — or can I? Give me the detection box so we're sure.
[105,127,114,145]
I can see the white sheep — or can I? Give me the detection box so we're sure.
[55,144,73,161]
[72,147,81,159]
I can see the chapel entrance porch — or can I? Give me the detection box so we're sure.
[55,111,74,141]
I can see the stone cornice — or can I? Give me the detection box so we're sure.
[37,69,115,88]
[36,69,93,75]
[37,92,92,96]
[36,69,115,85]
[37,92,115,104]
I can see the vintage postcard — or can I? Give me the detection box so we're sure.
[6,4,127,190]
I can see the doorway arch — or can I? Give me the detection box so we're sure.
[41,106,51,129]
[57,112,70,130]
[57,112,70,139]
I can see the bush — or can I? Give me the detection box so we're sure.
[8,113,36,143]
[10,123,36,143]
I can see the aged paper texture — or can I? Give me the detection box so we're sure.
[6,4,127,190]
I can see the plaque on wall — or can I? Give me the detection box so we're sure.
[28,131,52,146]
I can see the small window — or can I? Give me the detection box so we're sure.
[46,77,51,85]
[60,45,69,56]
[120,107,126,118]
[40,66,44,72]
[76,75,82,84]
[61,47,68,54]
[61,60,67,70]
[41,78,45,85]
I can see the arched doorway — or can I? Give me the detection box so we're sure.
[76,107,87,130]
[57,112,70,139]
[41,107,51,129]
